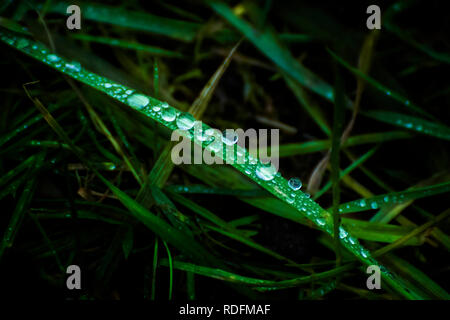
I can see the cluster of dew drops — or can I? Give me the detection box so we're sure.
[120,91,369,259]
[1,32,372,262]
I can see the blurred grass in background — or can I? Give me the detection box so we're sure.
[0,0,449,300]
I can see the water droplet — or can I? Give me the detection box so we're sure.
[359,199,366,207]
[383,196,389,202]
[47,54,60,62]
[222,130,238,145]
[288,177,302,191]
[360,249,369,258]
[304,193,311,198]
[316,218,326,226]
[386,91,391,96]
[17,38,29,49]
[104,83,112,88]
[255,162,277,181]
[65,61,81,72]
[161,107,176,122]
[370,202,378,209]
[127,93,149,109]
[326,91,333,99]
[176,112,196,130]
[286,197,294,204]
[405,100,410,106]
[161,102,169,108]
[339,226,348,239]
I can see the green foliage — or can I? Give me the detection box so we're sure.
[0,0,448,301]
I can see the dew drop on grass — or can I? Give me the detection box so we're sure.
[288,177,302,191]
[255,162,277,181]
[359,199,366,207]
[316,218,326,226]
[162,107,176,122]
[339,226,348,239]
[176,112,196,130]
[383,196,389,202]
[222,130,238,145]
[370,201,378,209]
[47,54,60,62]
[127,93,149,109]
[17,38,29,49]
[360,249,369,258]
[65,61,81,72]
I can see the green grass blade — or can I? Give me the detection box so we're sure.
[0,28,424,299]
[72,34,184,58]
[339,181,450,214]
[45,1,200,42]
[364,110,450,141]
[208,0,335,102]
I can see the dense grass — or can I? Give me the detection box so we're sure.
[0,0,449,300]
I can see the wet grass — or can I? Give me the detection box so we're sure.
[0,0,449,300]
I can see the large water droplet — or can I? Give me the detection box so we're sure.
[359,199,366,207]
[162,107,176,122]
[288,177,302,191]
[176,112,196,130]
[255,162,277,181]
[127,93,149,109]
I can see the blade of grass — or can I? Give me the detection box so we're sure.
[0,29,425,299]
[45,1,200,42]
[160,259,354,289]
[330,62,346,266]
[338,181,450,214]
[0,153,43,260]
[71,34,184,58]
[364,110,450,141]
[208,0,336,103]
